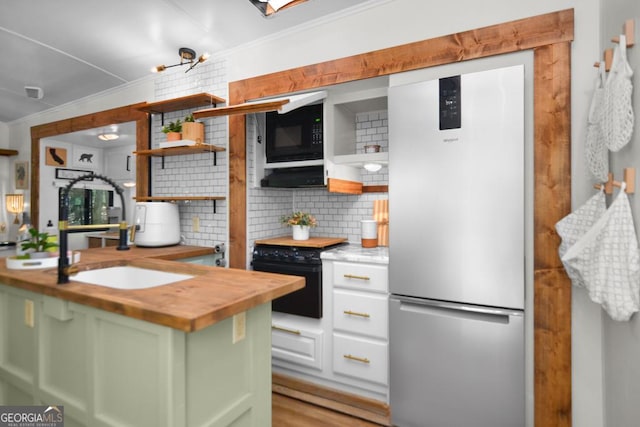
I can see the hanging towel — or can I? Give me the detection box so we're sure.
[602,34,635,152]
[560,183,640,321]
[555,188,607,289]
[585,63,609,181]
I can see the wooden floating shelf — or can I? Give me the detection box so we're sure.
[0,149,18,156]
[137,93,226,114]
[134,196,225,202]
[134,144,225,157]
[193,100,290,119]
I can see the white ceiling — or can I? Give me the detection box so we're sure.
[0,0,374,124]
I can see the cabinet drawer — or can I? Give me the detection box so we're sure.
[272,322,323,371]
[333,289,388,339]
[333,334,388,386]
[333,262,388,293]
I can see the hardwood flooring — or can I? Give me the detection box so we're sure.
[273,393,384,427]
[271,373,391,427]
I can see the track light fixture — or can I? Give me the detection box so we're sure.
[151,47,210,74]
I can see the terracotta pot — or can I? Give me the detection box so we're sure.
[166,132,182,142]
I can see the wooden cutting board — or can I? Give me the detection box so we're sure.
[255,236,347,248]
[373,199,389,246]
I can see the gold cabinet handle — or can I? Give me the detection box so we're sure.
[271,325,301,335]
[343,310,370,318]
[343,274,370,281]
[343,354,370,364]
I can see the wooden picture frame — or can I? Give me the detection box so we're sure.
[45,146,67,167]
[15,161,29,189]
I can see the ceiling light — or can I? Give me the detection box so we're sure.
[363,163,382,172]
[249,0,308,17]
[151,47,210,74]
[98,133,119,141]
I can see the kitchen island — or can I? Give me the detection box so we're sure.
[0,245,304,427]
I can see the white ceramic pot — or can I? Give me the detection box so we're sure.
[292,225,310,240]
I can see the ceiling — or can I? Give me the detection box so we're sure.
[0,0,374,125]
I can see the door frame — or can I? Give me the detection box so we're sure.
[227,9,574,426]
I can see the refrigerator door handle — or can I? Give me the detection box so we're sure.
[392,295,522,324]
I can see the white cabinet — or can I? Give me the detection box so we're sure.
[271,312,325,373]
[324,78,389,189]
[270,251,389,403]
[329,260,389,396]
[105,144,135,182]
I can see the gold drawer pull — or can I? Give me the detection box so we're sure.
[343,354,370,364]
[343,310,370,318]
[343,274,370,281]
[271,325,301,335]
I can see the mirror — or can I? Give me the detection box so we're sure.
[30,103,149,230]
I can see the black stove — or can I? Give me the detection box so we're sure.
[252,242,345,319]
[252,245,325,264]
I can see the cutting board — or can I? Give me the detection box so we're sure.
[255,236,347,248]
[373,199,389,246]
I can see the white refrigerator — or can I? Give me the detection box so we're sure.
[388,65,525,427]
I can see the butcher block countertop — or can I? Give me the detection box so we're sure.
[255,236,347,248]
[0,245,304,332]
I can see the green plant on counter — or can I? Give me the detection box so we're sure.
[184,113,196,122]
[161,119,182,133]
[280,211,318,228]
[21,227,58,253]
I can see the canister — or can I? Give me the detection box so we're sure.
[361,220,378,248]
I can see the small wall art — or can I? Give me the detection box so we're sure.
[45,146,67,167]
[15,161,29,189]
[72,146,101,170]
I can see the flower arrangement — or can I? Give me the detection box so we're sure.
[281,211,318,228]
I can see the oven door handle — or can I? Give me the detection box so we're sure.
[252,260,322,274]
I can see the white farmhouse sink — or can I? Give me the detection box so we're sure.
[73,266,194,290]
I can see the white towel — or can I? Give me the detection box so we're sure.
[555,188,607,289]
[560,183,640,321]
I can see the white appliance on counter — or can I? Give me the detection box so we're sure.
[134,202,181,247]
[388,65,525,426]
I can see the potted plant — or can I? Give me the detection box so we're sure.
[182,113,204,144]
[281,211,317,241]
[21,227,58,258]
[162,119,182,141]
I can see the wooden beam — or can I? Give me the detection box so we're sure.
[533,42,572,427]
[231,9,574,101]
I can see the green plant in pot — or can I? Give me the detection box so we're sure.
[281,211,317,241]
[162,119,182,141]
[21,227,58,258]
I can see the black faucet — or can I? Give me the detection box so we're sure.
[58,174,130,284]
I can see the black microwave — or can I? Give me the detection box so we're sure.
[265,103,323,163]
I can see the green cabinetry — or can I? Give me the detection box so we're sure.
[0,283,271,427]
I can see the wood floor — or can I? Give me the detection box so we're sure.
[271,373,391,427]
[273,393,384,426]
